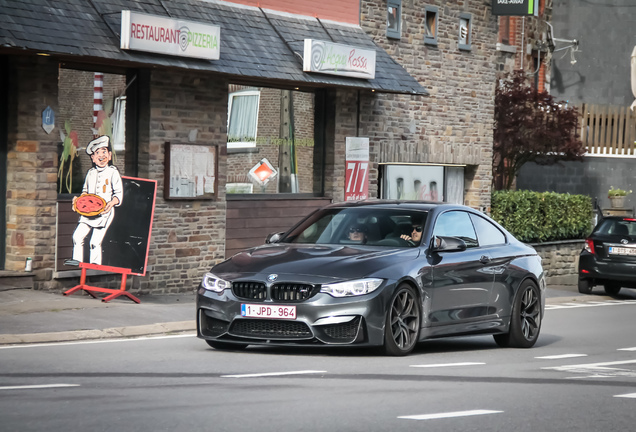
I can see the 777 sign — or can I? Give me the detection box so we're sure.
[345,161,369,201]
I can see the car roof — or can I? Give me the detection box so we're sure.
[323,200,473,212]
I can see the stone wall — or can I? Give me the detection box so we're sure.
[360,0,498,210]
[532,240,583,286]
[140,69,230,294]
[4,57,59,277]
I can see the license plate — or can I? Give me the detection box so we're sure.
[609,246,636,255]
[241,304,296,320]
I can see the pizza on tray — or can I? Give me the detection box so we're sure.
[74,194,107,217]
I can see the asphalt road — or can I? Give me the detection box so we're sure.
[2,295,636,432]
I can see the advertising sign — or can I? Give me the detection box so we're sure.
[120,10,220,60]
[303,39,376,79]
[345,137,369,201]
[491,0,537,16]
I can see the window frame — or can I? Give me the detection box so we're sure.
[424,5,439,46]
[227,89,261,149]
[458,12,472,51]
[386,0,402,40]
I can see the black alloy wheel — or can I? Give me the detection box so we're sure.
[604,283,622,296]
[205,340,248,350]
[578,277,593,294]
[494,280,541,348]
[384,284,421,356]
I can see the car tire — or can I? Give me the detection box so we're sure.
[604,283,622,296]
[578,278,593,294]
[493,280,542,349]
[205,340,248,351]
[383,284,421,356]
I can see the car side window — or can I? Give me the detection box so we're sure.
[433,211,478,247]
[470,214,506,246]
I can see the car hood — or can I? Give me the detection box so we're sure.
[211,243,420,282]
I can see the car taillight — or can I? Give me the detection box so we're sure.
[585,239,595,255]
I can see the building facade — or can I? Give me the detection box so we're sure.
[1,0,501,293]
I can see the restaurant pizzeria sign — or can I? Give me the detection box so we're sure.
[303,39,376,79]
[120,11,220,60]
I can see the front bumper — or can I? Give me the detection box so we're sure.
[196,284,392,347]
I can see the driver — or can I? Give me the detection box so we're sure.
[401,223,423,245]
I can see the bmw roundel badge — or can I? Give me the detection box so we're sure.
[267,274,278,282]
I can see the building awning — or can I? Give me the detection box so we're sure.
[0,0,428,96]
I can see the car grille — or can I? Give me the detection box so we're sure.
[230,319,313,339]
[322,317,361,341]
[271,283,318,301]
[232,282,267,300]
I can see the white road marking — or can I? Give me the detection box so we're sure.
[543,359,636,378]
[0,333,196,350]
[409,362,485,368]
[614,393,636,398]
[618,347,636,351]
[221,370,326,378]
[399,410,503,420]
[546,300,636,310]
[0,384,80,391]
[535,354,588,360]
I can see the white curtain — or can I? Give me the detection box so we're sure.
[228,93,259,142]
[111,96,126,152]
[445,166,464,204]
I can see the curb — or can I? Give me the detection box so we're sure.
[0,320,196,346]
[0,295,619,347]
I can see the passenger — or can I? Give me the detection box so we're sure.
[348,224,368,244]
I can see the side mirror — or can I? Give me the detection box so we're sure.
[430,235,467,253]
[265,232,285,244]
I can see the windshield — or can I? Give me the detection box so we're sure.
[281,208,428,247]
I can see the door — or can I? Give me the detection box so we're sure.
[428,210,494,326]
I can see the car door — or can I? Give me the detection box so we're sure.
[428,210,494,327]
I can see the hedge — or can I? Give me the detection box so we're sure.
[491,190,593,243]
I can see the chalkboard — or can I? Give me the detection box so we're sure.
[100,176,157,275]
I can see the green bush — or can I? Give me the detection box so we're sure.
[491,190,593,243]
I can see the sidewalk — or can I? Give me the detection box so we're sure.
[0,284,605,346]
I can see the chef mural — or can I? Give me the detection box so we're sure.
[65,135,123,266]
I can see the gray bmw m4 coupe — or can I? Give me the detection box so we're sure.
[197,201,545,356]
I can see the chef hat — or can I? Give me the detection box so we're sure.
[86,135,110,155]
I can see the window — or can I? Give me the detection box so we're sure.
[225,86,320,195]
[424,6,438,46]
[227,89,260,148]
[458,13,472,51]
[381,164,464,204]
[387,0,401,40]
[499,16,510,45]
[470,214,506,246]
[433,211,478,247]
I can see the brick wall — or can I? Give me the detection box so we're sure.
[533,240,583,286]
[4,57,59,279]
[359,0,497,210]
[138,70,230,294]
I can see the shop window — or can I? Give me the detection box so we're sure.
[424,6,438,46]
[387,0,401,40]
[226,86,320,195]
[227,89,260,148]
[381,164,465,204]
[458,13,472,51]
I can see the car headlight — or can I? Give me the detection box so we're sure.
[320,278,384,298]
[201,273,231,292]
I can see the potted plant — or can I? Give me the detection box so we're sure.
[608,186,632,208]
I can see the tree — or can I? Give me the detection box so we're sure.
[493,71,585,190]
